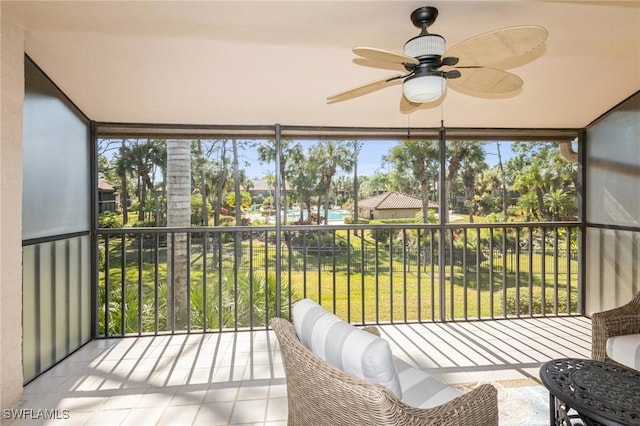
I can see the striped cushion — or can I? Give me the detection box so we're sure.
[292,299,402,398]
[394,358,462,408]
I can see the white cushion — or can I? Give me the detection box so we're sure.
[394,358,462,408]
[292,298,402,398]
[606,333,640,370]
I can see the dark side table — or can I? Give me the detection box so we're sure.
[540,358,640,426]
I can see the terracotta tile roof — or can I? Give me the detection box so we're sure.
[359,192,438,210]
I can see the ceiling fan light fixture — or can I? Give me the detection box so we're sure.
[403,74,446,103]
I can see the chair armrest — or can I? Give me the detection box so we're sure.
[400,383,498,426]
[591,313,640,361]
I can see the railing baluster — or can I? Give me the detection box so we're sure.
[489,228,494,319]
[218,232,224,332]
[430,229,436,321]
[389,229,394,323]
[528,226,534,315]
[263,231,268,330]
[121,234,126,335]
[553,228,559,315]
[302,231,308,300]
[402,228,407,323]
[317,230,322,308]
[375,235,380,324]
[417,228,422,323]
[515,227,521,318]
[540,226,547,317]
[203,231,208,332]
[287,231,293,318]
[463,228,468,321]
[360,228,366,324]
[476,227,481,320]
[502,226,507,318]
[137,234,143,336]
[187,232,192,333]
[170,232,176,333]
[104,235,110,336]
[566,227,571,315]
[346,230,352,323]
[154,232,159,335]
[332,230,337,315]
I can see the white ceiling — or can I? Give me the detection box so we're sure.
[4,1,640,129]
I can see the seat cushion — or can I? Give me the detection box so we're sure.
[394,358,462,409]
[606,333,640,370]
[292,298,402,398]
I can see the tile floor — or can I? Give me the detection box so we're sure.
[7,316,592,425]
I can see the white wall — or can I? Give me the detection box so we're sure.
[0,11,25,408]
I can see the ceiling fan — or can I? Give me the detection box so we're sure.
[327,6,548,111]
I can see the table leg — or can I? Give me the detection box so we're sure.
[549,392,558,425]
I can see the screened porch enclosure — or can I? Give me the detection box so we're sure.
[22,51,640,390]
[22,52,587,383]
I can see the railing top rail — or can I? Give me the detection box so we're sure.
[96,221,581,235]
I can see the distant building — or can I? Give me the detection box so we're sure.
[358,191,438,220]
[248,179,291,200]
[98,178,117,213]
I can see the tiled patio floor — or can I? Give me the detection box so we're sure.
[8,316,592,425]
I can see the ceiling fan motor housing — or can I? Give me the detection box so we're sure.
[404,34,445,59]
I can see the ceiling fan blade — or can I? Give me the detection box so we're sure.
[353,47,419,66]
[327,74,404,103]
[445,26,548,67]
[447,67,523,94]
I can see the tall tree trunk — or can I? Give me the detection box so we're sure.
[496,142,507,217]
[416,161,431,223]
[198,140,208,226]
[166,139,191,330]
[420,178,430,224]
[280,153,288,225]
[232,140,243,260]
[120,139,129,224]
[213,141,228,227]
[324,184,330,225]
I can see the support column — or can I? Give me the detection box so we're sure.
[0,12,25,408]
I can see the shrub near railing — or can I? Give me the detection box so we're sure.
[97,231,297,336]
[504,288,578,316]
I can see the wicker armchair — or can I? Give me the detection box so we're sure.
[271,317,498,426]
[591,292,640,363]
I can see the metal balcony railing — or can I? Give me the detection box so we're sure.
[96,222,581,337]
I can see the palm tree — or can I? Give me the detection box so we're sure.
[507,142,578,221]
[119,139,165,222]
[310,141,354,224]
[257,140,302,224]
[287,149,320,222]
[544,189,573,220]
[385,140,439,223]
[446,141,485,222]
[166,139,191,330]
